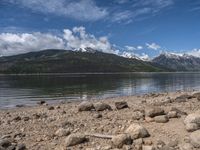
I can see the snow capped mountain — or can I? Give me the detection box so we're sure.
[75,47,98,53]
[152,52,200,71]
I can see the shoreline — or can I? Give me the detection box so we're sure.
[0,90,200,149]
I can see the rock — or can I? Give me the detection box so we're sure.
[16,144,27,150]
[134,138,143,145]
[167,140,178,148]
[160,145,175,150]
[142,145,155,150]
[156,140,166,149]
[0,139,11,148]
[174,94,192,103]
[13,116,21,122]
[23,117,30,121]
[145,108,165,118]
[47,106,54,110]
[190,130,200,148]
[94,102,112,111]
[55,128,70,137]
[179,143,194,150]
[145,117,154,123]
[192,92,200,98]
[64,134,87,147]
[16,104,25,108]
[78,101,94,111]
[37,100,46,105]
[184,113,200,132]
[115,101,128,110]
[154,115,169,123]
[170,107,187,117]
[93,113,102,118]
[132,111,144,120]
[125,123,150,139]
[168,111,177,118]
[111,134,132,148]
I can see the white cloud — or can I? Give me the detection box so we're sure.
[125,46,136,51]
[137,46,143,50]
[7,0,108,21]
[0,26,115,56]
[63,26,114,53]
[146,43,161,50]
[186,49,200,57]
[0,32,65,56]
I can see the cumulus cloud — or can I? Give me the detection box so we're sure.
[63,26,114,53]
[186,49,200,57]
[146,43,161,50]
[0,32,65,56]
[0,26,115,56]
[6,0,108,21]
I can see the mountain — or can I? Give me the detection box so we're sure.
[152,53,200,71]
[0,49,165,74]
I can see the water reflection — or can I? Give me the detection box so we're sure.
[0,73,200,108]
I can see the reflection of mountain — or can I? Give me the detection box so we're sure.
[0,49,164,73]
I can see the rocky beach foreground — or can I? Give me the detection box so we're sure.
[1,91,200,150]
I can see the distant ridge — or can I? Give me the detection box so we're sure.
[0,49,164,73]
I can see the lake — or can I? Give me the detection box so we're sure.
[0,72,200,108]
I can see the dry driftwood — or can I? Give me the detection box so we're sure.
[85,133,113,139]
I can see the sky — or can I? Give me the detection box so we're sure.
[1,0,200,59]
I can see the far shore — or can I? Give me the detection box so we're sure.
[0,90,200,149]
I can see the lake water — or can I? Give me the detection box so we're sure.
[0,73,200,108]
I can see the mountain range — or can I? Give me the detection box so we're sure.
[0,48,200,73]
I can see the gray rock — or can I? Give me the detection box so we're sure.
[170,107,187,117]
[94,102,112,111]
[115,101,128,110]
[190,130,200,148]
[78,101,94,111]
[174,94,192,103]
[16,144,27,150]
[47,106,54,110]
[179,143,194,150]
[64,134,87,147]
[37,100,46,105]
[0,139,11,148]
[125,123,150,139]
[184,112,200,132]
[145,108,165,118]
[55,128,70,137]
[111,134,132,148]
[154,115,169,123]
[93,113,102,118]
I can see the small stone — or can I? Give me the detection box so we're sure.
[94,102,112,111]
[55,128,70,137]
[179,143,194,150]
[16,105,25,108]
[168,111,177,118]
[93,113,102,118]
[111,134,132,148]
[64,134,87,147]
[16,143,27,150]
[13,116,21,122]
[154,115,169,123]
[167,140,178,148]
[37,100,46,105]
[78,101,94,111]
[132,111,144,120]
[190,130,200,148]
[142,145,155,150]
[48,106,55,110]
[145,108,165,118]
[143,139,153,145]
[23,117,30,121]
[115,101,128,110]
[125,123,150,139]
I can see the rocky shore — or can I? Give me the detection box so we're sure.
[0,91,200,150]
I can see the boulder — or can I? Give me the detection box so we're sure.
[0,139,11,148]
[145,108,165,118]
[184,113,200,132]
[94,102,112,111]
[154,115,169,123]
[125,123,150,139]
[78,101,94,111]
[55,128,70,137]
[115,101,128,110]
[16,144,27,150]
[190,130,200,148]
[111,134,132,148]
[64,134,87,147]
[174,94,192,103]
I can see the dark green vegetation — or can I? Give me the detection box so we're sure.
[0,49,165,73]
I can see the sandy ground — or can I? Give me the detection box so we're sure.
[0,90,200,150]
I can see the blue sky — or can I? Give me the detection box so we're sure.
[1,0,200,59]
